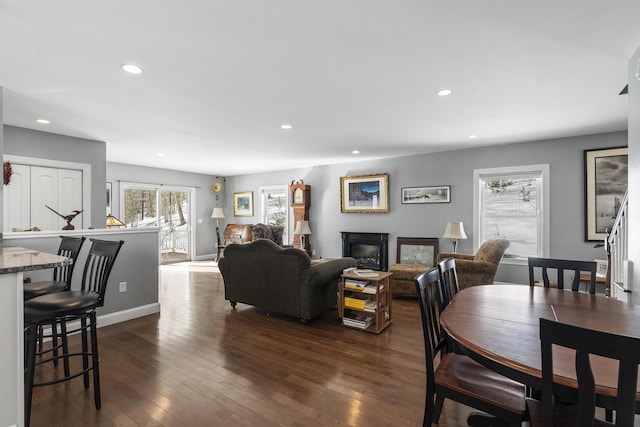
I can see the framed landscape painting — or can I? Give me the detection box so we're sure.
[396,237,439,266]
[233,191,253,217]
[340,173,389,213]
[401,185,450,204]
[584,146,628,241]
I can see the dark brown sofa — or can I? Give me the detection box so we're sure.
[218,239,357,321]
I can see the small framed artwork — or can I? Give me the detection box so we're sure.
[233,191,254,217]
[340,173,389,213]
[106,182,112,215]
[401,185,451,204]
[584,146,628,241]
[595,259,608,278]
[396,237,439,266]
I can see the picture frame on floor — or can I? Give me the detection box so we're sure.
[584,146,628,241]
[340,173,389,213]
[396,237,439,266]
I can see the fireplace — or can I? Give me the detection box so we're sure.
[341,232,389,271]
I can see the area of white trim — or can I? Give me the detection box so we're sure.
[4,154,92,227]
[97,303,160,328]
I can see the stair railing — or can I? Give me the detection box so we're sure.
[606,190,629,300]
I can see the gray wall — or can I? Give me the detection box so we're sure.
[3,125,106,229]
[107,162,219,258]
[629,46,640,303]
[225,131,627,285]
[0,88,4,229]
[5,229,159,316]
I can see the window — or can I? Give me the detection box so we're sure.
[473,164,549,263]
[259,185,289,243]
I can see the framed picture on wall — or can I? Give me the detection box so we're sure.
[401,185,450,204]
[584,146,628,241]
[233,191,254,217]
[106,182,112,216]
[340,173,389,213]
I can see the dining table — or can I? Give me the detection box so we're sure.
[440,284,640,408]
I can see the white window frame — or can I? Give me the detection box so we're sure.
[473,164,550,265]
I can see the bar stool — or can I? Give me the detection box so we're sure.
[24,238,124,427]
[23,236,86,300]
[24,236,86,366]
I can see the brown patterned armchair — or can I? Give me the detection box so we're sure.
[436,239,510,290]
[251,223,285,246]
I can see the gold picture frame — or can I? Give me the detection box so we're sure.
[340,173,389,213]
[233,191,254,217]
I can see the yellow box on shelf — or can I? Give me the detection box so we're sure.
[344,296,366,310]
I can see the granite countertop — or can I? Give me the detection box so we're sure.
[0,245,70,274]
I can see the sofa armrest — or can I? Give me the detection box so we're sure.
[307,257,357,288]
[437,252,475,262]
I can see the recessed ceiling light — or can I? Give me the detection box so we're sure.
[36,119,50,124]
[352,150,360,154]
[436,89,453,96]
[121,64,143,74]
[156,152,165,157]
[281,124,292,130]
[468,134,478,139]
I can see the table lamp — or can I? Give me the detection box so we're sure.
[442,221,467,253]
[211,208,225,246]
[294,220,312,251]
[106,214,125,229]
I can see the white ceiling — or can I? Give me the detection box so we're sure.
[1,1,639,176]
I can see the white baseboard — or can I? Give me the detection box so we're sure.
[97,303,161,328]
[42,303,161,339]
[194,253,216,261]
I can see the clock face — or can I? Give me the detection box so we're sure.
[294,188,304,204]
[211,182,223,193]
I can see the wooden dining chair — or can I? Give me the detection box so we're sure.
[414,267,527,427]
[437,257,459,306]
[527,257,598,294]
[527,318,640,427]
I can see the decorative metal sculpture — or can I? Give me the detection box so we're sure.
[45,205,83,230]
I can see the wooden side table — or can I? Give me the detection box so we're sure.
[339,271,392,334]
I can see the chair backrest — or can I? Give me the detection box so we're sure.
[474,238,511,264]
[415,267,448,378]
[528,257,597,294]
[539,318,640,427]
[53,236,86,287]
[437,257,459,306]
[81,239,124,306]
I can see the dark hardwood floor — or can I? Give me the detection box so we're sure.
[29,262,474,426]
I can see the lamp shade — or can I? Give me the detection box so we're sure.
[442,221,467,240]
[294,220,312,235]
[106,214,125,228]
[211,208,225,219]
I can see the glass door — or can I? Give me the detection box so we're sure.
[122,183,195,264]
[158,189,191,263]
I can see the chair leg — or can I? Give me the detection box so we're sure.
[90,312,101,410]
[60,319,70,377]
[24,324,38,427]
[432,395,445,424]
[81,316,90,389]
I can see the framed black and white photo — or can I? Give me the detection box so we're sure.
[584,146,628,241]
[401,185,450,204]
[340,173,389,213]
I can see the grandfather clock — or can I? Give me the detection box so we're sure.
[290,180,311,253]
